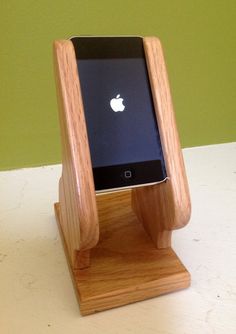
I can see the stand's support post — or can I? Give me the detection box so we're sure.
[53,40,99,269]
[132,37,191,249]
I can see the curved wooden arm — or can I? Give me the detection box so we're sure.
[132,37,191,248]
[53,40,99,268]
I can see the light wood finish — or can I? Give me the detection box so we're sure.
[53,40,99,268]
[53,36,191,314]
[55,190,190,316]
[131,37,191,248]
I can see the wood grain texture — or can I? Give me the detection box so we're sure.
[55,191,190,316]
[53,40,99,268]
[131,37,191,248]
[53,37,191,314]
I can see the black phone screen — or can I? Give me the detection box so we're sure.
[71,37,167,191]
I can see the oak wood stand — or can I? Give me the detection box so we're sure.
[53,36,191,316]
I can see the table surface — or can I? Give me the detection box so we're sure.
[0,142,236,334]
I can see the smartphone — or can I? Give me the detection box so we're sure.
[71,36,167,192]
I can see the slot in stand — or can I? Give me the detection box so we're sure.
[53,37,191,316]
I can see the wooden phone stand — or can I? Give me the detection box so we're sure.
[53,37,191,316]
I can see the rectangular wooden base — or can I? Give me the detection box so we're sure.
[54,191,190,316]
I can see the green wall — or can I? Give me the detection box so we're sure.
[1,0,235,170]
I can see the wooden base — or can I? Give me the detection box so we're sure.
[54,191,190,316]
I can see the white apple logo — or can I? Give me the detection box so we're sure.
[110,94,125,112]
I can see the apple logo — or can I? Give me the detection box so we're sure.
[110,94,125,112]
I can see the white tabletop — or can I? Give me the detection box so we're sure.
[0,142,236,334]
